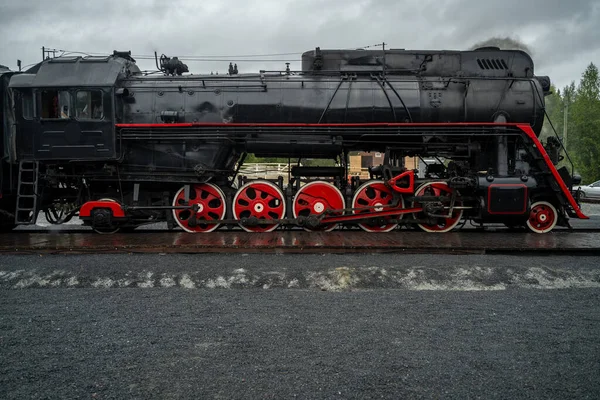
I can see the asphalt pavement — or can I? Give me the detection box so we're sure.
[1,253,600,399]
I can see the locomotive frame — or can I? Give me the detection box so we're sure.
[0,47,588,234]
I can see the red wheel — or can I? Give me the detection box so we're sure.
[526,201,557,233]
[172,183,226,233]
[292,181,345,231]
[412,181,463,233]
[232,180,286,232]
[352,180,403,232]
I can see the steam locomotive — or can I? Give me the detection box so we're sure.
[0,46,588,234]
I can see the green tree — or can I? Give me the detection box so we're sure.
[568,63,600,183]
[562,81,577,152]
[539,84,563,143]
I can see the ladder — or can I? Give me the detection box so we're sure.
[15,160,39,225]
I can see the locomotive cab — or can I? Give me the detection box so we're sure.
[8,54,138,161]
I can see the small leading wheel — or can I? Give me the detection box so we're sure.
[412,181,463,233]
[172,183,227,233]
[526,201,558,233]
[232,180,286,232]
[292,181,345,232]
[352,180,403,232]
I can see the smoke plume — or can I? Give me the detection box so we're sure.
[469,36,533,55]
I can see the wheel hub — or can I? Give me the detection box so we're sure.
[313,202,325,213]
[254,203,265,213]
[92,208,112,227]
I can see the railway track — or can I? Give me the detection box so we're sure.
[581,198,600,204]
[10,221,600,234]
[2,227,600,255]
[8,226,600,234]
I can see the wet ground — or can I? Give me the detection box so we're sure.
[2,253,600,399]
[3,229,600,255]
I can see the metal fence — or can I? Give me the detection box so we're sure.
[236,163,292,180]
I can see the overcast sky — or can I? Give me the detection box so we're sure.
[1,0,598,91]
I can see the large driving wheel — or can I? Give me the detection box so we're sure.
[352,180,403,232]
[412,181,463,233]
[292,181,345,231]
[172,183,227,233]
[232,180,286,232]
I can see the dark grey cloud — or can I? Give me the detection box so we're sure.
[436,0,600,88]
[0,0,598,90]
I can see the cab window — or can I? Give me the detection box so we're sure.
[39,90,72,119]
[21,90,34,120]
[75,90,103,120]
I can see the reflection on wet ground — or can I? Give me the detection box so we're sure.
[1,229,600,254]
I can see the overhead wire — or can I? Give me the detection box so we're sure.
[132,57,299,62]
[31,43,392,72]
[40,42,390,62]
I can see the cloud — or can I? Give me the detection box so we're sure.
[0,0,597,89]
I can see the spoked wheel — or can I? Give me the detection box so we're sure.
[45,205,66,224]
[232,180,286,232]
[412,181,463,233]
[352,180,403,232]
[172,183,226,233]
[44,202,77,225]
[293,181,345,232]
[92,198,121,234]
[526,201,557,233]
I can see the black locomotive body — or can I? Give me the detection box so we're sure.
[0,46,587,233]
